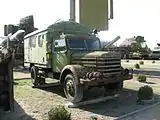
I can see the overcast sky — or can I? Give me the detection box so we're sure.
[0,0,160,49]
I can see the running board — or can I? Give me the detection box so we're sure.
[32,82,61,88]
[66,94,119,108]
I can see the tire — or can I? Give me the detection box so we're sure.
[64,74,83,103]
[30,66,39,86]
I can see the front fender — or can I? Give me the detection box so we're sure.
[60,65,87,85]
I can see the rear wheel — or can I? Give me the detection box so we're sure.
[30,66,39,86]
[64,74,83,103]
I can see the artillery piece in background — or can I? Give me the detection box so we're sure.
[102,36,121,49]
[0,30,25,67]
[105,36,151,59]
[149,43,160,60]
[0,15,38,67]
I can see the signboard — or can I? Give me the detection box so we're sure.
[76,0,109,31]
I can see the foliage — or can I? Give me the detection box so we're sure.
[137,85,153,100]
[134,63,140,69]
[48,105,71,120]
[152,60,155,63]
[137,74,146,82]
[19,15,36,35]
[139,61,144,65]
[90,116,98,120]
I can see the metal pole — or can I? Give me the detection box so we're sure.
[70,0,76,21]
[109,0,114,20]
[7,37,10,54]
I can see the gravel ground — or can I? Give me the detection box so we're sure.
[121,102,160,120]
[1,67,160,120]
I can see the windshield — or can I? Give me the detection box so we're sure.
[68,38,101,50]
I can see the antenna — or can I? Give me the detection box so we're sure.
[70,0,76,21]
[54,18,63,23]
[109,0,114,20]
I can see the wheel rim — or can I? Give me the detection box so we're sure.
[65,79,75,98]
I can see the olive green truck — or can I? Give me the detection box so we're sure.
[24,21,133,103]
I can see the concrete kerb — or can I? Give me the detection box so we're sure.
[65,94,119,108]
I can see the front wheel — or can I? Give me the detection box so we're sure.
[64,74,83,103]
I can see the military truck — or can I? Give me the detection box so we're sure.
[24,21,133,103]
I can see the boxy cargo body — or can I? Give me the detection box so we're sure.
[24,21,133,103]
[24,29,50,68]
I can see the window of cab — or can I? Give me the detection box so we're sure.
[54,39,66,51]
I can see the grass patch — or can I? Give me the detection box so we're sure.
[14,79,31,86]
[137,74,147,82]
[134,63,140,69]
[139,61,144,65]
[48,105,71,120]
[14,79,45,99]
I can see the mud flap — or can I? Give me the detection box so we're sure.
[0,55,14,112]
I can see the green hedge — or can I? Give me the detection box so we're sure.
[48,105,71,120]
[137,85,153,100]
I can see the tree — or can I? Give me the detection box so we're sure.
[18,15,36,35]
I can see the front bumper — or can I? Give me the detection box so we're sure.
[80,76,121,86]
[79,68,133,86]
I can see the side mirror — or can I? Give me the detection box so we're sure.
[93,29,98,35]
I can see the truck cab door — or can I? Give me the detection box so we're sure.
[52,39,68,72]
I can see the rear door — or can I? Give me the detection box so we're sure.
[24,38,30,62]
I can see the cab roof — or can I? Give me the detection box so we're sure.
[24,21,92,39]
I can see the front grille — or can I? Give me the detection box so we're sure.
[71,57,121,75]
